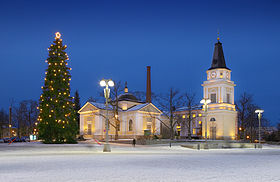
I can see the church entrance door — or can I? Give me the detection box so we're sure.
[210,127,216,140]
[88,123,92,135]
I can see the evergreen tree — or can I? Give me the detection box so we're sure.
[74,90,81,130]
[38,32,77,143]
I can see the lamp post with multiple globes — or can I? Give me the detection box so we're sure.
[200,98,211,143]
[100,79,114,152]
[255,109,264,146]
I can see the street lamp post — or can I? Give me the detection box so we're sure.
[100,79,114,152]
[255,109,264,146]
[200,98,211,143]
[9,106,12,138]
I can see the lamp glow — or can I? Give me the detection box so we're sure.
[100,80,106,87]
[200,98,211,104]
[255,109,264,114]
[108,80,114,87]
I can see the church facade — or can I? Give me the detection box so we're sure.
[78,67,162,140]
[175,39,238,140]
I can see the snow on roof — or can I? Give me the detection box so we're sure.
[126,103,149,111]
[89,102,113,110]
[176,105,202,112]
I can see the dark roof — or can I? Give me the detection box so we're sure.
[208,41,230,70]
[118,93,139,102]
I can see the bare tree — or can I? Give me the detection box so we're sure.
[236,92,269,142]
[184,92,197,140]
[245,103,259,142]
[154,88,184,140]
[0,109,9,138]
[236,92,253,140]
[108,80,123,140]
[14,100,38,137]
[132,91,146,102]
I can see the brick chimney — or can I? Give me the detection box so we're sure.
[146,66,151,103]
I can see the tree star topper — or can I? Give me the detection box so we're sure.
[55,32,61,39]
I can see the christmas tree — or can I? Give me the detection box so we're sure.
[38,32,77,144]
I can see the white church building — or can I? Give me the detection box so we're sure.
[78,67,162,140]
[175,38,238,140]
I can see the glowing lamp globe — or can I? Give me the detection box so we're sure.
[100,80,106,87]
[200,98,211,104]
[255,109,264,114]
[108,80,114,87]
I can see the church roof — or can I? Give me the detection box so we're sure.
[89,102,113,110]
[208,40,230,70]
[126,103,149,111]
[126,103,162,114]
[118,93,139,102]
[176,105,203,112]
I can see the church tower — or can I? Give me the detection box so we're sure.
[201,38,237,140]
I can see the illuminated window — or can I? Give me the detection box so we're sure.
[192,114,196,118]
[199,121,202,125]
[182,115,186,119]
[146,118,152,130]
[192,128,196,135]
[198,114,202,117]
[122,104,127,110]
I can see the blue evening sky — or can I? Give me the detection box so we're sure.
[0,0,279,125]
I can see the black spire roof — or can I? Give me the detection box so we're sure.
[208,40,230,70]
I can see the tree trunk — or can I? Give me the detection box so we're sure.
[187,113,192,140]
[115,127,118,140]
[170,127,174,140]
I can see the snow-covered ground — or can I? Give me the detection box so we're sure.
[0,142,280,182]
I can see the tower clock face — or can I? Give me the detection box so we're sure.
[210,71,217,78]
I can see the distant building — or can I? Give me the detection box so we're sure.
[176,38,238,140]
[175,106,203,138]
[78,67,162,140]
[0,124,17,138]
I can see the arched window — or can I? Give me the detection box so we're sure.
[129,119,133,131]
[210,118,216,122]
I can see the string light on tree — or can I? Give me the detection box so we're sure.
[37,32,78,144]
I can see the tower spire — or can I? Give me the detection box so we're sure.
[217,29,220,42]
[208,37,230,70]
[124,81,128,93]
